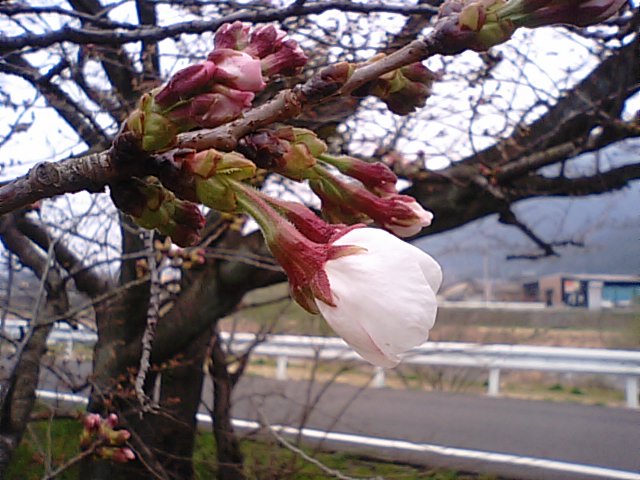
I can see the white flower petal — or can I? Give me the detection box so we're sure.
[316,228,441,367]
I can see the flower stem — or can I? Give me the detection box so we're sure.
[224,178,283,241]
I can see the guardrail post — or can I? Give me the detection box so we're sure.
[65,337,73,359]
[276,355,288,381]
[488,368,501,396]
[625,376,638,409]
[372,367,385,388]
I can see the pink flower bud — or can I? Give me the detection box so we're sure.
[113,448,136,463]
[310,178,371,225]
[83,413,102,431]
[105,413,119,428]
[214,21,251,51]
[319,154,398,195]
[99,447,136,463]
[244,24,288,58]
[169,86,254,129]
[312,169,433,237]
[209,49,266,92]
[261,39,308,77]
[155,61,217,107]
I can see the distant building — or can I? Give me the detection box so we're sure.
[523,274,640,309]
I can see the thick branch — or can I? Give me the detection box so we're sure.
[459,37,640,169]
[0,55,111,148]
[0,2,438,55]
[0,151,116,215]
[14,214,112,297]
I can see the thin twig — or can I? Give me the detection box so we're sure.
[135,230,161,414]
[258,410,384,480]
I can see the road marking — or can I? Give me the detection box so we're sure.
[37,390,640,480]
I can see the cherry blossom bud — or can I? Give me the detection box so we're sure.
[126,94,178,152]
[105,413,119,429]
[208,49,266,92]
[239,129,318,180]
[80,412,135,463]
[102,427,131,446]
[98,447,136,463]
[356,61,435,115]
[112,178,204,247]
[432,0,517,53]
[309,178,371,225]
[283,127,327,157]
[168,86,254,129]
[244,24,288,58]
[183,149,257,180]
[214,21,251,51]
[318,154,398,195]
[154,61,217,107]
[261,39,308,77]
[501,0,627,27]
[195,177,239,212]
[311,167,433,236]
[385,80,433,115]
[83,413,102,431]
[164,200,206,247]
[228,180,361,313]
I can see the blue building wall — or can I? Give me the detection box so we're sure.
[602,283,640,306]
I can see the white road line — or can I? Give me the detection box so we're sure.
[38,390,640,480]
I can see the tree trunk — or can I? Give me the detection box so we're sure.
[0,215,69,477]
[210,336,246,480]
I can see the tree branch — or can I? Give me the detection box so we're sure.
[14,214,112,297]
[0,2,438,55]
[0,55,111,148]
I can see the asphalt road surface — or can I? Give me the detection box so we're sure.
[38,360,640,480]
[218,377,640,480]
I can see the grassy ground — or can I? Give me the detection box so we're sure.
[8,418,499,480]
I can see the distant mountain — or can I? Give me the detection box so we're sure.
[416,181,640,286]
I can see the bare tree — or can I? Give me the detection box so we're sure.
[0,1,638,479]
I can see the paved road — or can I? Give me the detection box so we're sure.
[39,361,640,480]
[216,377,640,480]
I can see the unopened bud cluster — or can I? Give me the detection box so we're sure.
[80,413,135,463]
[125,22,307,152]
[111,178,205,247]
[238,128,433,237]
[433,0,627,53]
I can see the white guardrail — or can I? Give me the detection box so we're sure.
[3,320,640,408]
